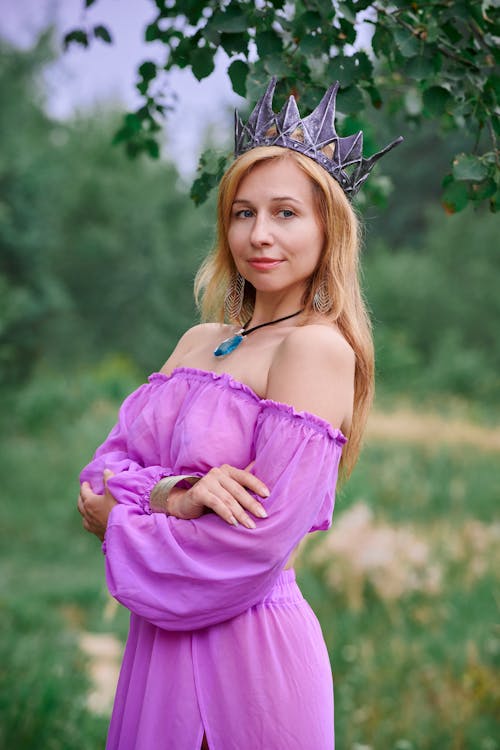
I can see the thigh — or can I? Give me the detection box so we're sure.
[107,614,204,750]
[194,598,334,750]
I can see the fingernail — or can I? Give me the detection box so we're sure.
[261,488,270,497]
[246,518,257,529]
[255,507,268,518]
[230,516,239,527]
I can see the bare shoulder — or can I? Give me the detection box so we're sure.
[266,324,355,431]
[283,324,354,363]
[159,323,227,374]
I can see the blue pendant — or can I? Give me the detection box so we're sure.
[213,333,244,357]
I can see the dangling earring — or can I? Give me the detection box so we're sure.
[312,277,331,314]
[224,272,245,321]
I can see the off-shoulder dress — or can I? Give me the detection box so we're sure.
[80,366,347,750]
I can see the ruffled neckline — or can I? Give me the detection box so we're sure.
[148,366,348,444]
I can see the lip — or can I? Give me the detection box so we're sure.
[248,258,283,270]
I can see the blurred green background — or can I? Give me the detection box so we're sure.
[0,34,498,750]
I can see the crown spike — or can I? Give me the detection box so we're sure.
[245,77,278,136]
[234,77,403,197]
[301,82,340,148]
[337,132,363,166]
[275,95,301,136]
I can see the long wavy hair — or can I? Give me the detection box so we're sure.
[194,146,374,478]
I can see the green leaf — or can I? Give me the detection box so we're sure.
[470,177,497,201]
[338,2,356,24]
[220,32,249,56]
[300,35,326,57]
[423,86,453,116]
[245,66,273,105]
[93,25,112,43]
[263,54,290,77]
[255,30,282,58]
[191,46,215,81]
[295,11,322,33]
[366,83,383,109]
[441,174,469,213]
[190,151,230,205]
[85,0,98,7]
[202,23,220,47]
[112,113,142,144]
[337,85,364,114]
[327,56,358,87]
[452,153,489,181]
[406,54,434,80]
[170,37,194,69]
[144,138,160,159]
[372,25,392,60]
[393,27,420,58]
[441,20,461,45]
[354,51,373,78]
[228,60,248,97]
[145,23,160,42]
[210,7,249,33]
[338,18,356,45]
[182,0,207,25]
[124,112,143,132]
[138,61,157,81]
[63,29,89,50]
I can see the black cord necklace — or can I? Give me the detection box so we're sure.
[214,309,304,358]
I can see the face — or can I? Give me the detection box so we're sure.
[227,157,324,305]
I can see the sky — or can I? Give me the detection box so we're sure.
[0,0,243,176]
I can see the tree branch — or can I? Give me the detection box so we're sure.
[372,3,479,71]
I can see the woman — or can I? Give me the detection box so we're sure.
[78,78,402,750]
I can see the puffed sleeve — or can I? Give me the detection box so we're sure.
[79,381,183,514]
[103,403,346,631]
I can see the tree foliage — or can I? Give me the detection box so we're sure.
[0,37,212,386]
[2,33,499,405]
[64,0,499,211]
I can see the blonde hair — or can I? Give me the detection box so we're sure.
[194,146,374,478]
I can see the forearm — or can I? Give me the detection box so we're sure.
[103,411,344,631]
[149,477,201,517]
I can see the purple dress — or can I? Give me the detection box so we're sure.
[80,367,346,750]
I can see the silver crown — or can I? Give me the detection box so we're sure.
[234,77,403,198]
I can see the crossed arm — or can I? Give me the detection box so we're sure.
[77,463,270,541]
[78,324,354,543]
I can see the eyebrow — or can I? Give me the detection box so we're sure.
[232,196,304,205]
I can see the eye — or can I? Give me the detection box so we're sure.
[278,209,295,218]
[234,208,254,219]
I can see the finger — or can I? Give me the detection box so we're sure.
[103,469,115,484]
[199,490,241,527]
[208,483,260,529]
[80,482,94,501]
[217,474,268,520]
[199,476,259,527]
[77,494,85,516]
[81,483,102,504]
[223,465,270,498]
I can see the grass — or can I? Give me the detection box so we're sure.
[0,368,498,749]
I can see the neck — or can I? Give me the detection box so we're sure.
[248,290,305,328]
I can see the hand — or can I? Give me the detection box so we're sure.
[168,463,269,530]
[78,469,117,542]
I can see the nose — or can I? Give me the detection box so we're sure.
[250,213,273,247]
